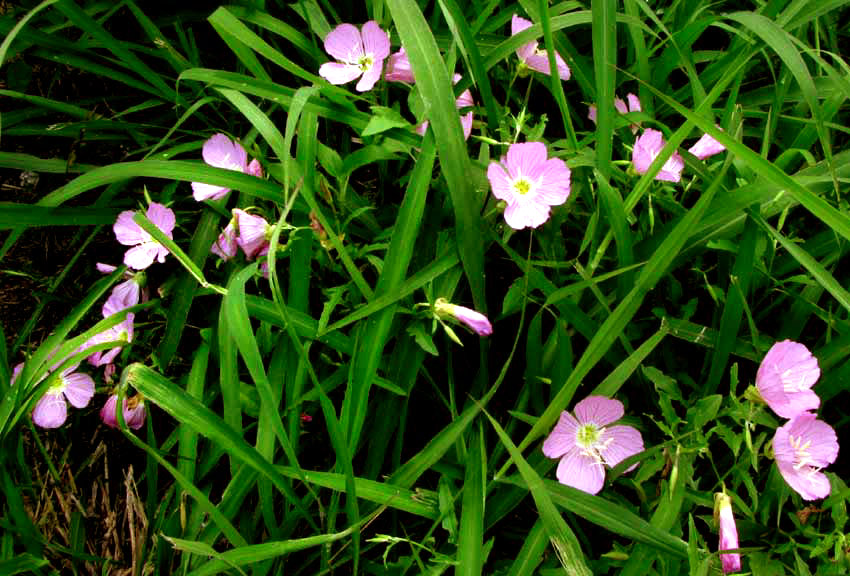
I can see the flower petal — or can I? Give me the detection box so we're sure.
[123,243,160,270]
[324,23,363,62]
[202,133,247,172]
[598,424,644,470]
[62,372,95,408]
[574,395,624,427]
[113,210,147,246]
[361,21,390,60]
[355,57,384,92]
[555,447,606,494]
[503,198,551,229]
[533,158,571,206]
[191,181,230,202]
[319,62,363,85]
[385,48,415,83]
[487,161,515,203]
[146,203,175,237]
[505,142,548,180]
[32,392,67,428]
[542,410,580,459]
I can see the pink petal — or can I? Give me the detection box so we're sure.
[555,447,606,494]
[524,52,570,80]
[511,14,533,35]
[503,197,551,229]
[355,57,384,92]
[717,494,742,573]
[688,132,725,160]
[324,23,363,62]
[598,424,644,471]
[542,410,580,459]
[460,111,474,141]
[587,104,597,124]
[319,62,363,85]
[103,278,141,317]
[487,161,514,203]
[123,243,161,270]
[96,262,117,274]
[614,97,628,115]
[10,363,24,386]
[574,395,624,427]
[658,152,685,183]
[632,129,663,174]
[773,413,838,500]
[100,394,119,427]
[113,210,147,246]
[32,392,67,428]
[756,340,821,419]
[385,48,415,83]
[505,142,548,180]
[626,93,641,113]
[361,21,390,60]
[211,221,238,261]
[246,158,263,179]
[146,203,175,237]
[125,399,146,430]
[233,209,270,259]
[533,158,571,205]
[202,133,248,172]
[776,459,832,500]
[61,372,95,408]
[191,181,230,202]
[451,305,492,336]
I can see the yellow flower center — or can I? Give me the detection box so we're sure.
[514,178,532,195]
[358,55,373,72]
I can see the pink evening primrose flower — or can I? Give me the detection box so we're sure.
[542,395,644,494]
[113,203,175,270]
[511,15,570,80]
[191,134,249,201]
[588,93,641,133]
[211,218,238,261]
[385,47,415,84]
[487,142,571,230]
[232,209,271,259]
[714,492,742,574]
[101,394,146,430]
[434,298,492,336]
[84,313,135,367]
[688,131,726,160]
[416,74,474,140]
[32,365,95,429]
[319,21,390,92]
[773,412,838,500]
[632,129,685,183]
[755,340,820,419]
[102,276,144,318]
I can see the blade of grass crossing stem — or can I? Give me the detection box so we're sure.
[539,0,577,150]
[223,266,319,509]
[508,518,549,575]
[703,214,758,394]
[512,147,728,461]
[386,0,485,311]
[157,207,221,367]
[483,407,591,576]
[436,0,498,133]
[216,87,374,300]
[133,212,226,296]
[341,135,436,453]
[648,78,850,246]
[753,213,850,313]
[727,12,834,185]
[457,425,485,576]
[54,0,180,104]
[126,362,319,531]
[592,321,669,397]
[178,339,209,498]
[0,0,57,67]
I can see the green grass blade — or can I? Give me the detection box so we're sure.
[507,518,548,575]
[592,321,669,397]
[0,0,57,67]
[386,0,485,311]
[0,204,116,227]
[538,0,576,149]
[456,425,485,575]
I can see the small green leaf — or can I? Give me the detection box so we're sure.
[362,105,412,137]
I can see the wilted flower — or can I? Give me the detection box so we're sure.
[773,412,838,500]
[542,395,644,494]
[688,131,726,160]
[385,47,415,83]
[416,74,474,140]
[632,129,685,183]
[319,21,390,92]
[113,203,175,270]
[714,492,742,573]
[588,93,641,133]
[84,313,134,367]
[211,218,238,261]
[100,393,146,430]
[232,209,271,259]
[511,15,570,80]
[32,365,95,429]
[487,142,571,229]
[755,340,820,419]
[434,298,492,336]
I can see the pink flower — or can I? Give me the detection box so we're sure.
[588,93,641,133]
[113,203,175,270]
[487,142,571,229]
[319,21,390,92]
[688,132,726,160]
[755,340,820,419]
[632,129,685,183]
[232,209,270,259]
[100,394,146,430]
[511,15,570,80]
[103,276,144,317]
[434,298,492,336]
[211,219,238,261]
[773,412,838,500]
[385,47,415,83]
[32,366,95,429]
[246,158,264,179]
[191,134,263,201]
[542,396,644,494]
[715,492,742,573]
[84,313,134,367]
[416,74,474,140]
